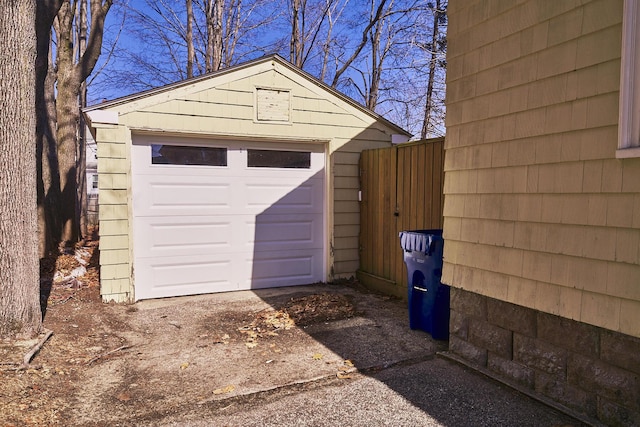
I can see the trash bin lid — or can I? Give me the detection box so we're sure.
[399,230,442,254]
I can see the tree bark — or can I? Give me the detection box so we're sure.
[206,0,223,72]
[222,0,242,68]
[290,0,301,66]
[54,0,112,246]
[36,0,63,257]
[420,0,440,139]
[365,0,393,111]
[56,0,82,245]
[77,0,89,239]
[367,0,382,110]
[320,2,335,81]
[186,0,195,78]
[212,0,223,71]
[0,0,42,338]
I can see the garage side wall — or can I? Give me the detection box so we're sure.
[94,124,133,303]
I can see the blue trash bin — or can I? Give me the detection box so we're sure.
[399,229,450,340]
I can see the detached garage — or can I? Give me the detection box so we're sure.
[85,54,410,302]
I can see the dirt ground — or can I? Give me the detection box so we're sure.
[0,238,124,425]
[1,236,442,426]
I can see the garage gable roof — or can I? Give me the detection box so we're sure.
[84,54,411,137]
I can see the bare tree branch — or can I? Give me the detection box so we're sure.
[330,0,387,87]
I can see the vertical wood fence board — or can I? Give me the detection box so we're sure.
[433,139,445,228]
[358,138,445,298]
[394,146,406,289]
[372,151,382,277]
[404,147,413,229]
[381,149,389,279]
[379,149,387,278]
[388,147,398,282]
[358,151,367,273]
[361,150,372,273]
[417,144,428,229]
[427,141,435,227]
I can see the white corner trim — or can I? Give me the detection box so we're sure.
[86,110,119,125]
[618,0,640,155]
[616,146,640,158]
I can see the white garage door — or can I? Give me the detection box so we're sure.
[131,136,326,300]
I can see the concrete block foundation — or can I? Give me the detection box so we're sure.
[447,288,640,426]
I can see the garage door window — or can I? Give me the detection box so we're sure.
[151,144,227,166]
[247,149,310,169]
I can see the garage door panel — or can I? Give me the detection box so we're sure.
[135,216,234,258]
[149,183,230,208]
[244,249,322,289]
[244,179,323,214]
[135,254,239,300]
[134,175,235,216]
[250,214,323,252]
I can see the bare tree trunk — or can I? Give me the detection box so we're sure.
[365,0,393,110]
[290,0,301,66]
[56,1,82,245]
[367,1,381,109]
[320,3,335,81]
[212,0,223,70]
[77,0,89,239]
[206,0,223,72]
[54,0,112,246]
[42,61,60,252]
[0,0,42,338]
[36,0,63,257]
[421,0,440,139]
[206,0,213,71]
[222,0,242,67]
[296,0,306,67]
[186,0,195,78]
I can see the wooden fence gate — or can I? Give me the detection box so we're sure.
[357,138,445,298]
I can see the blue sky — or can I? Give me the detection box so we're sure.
[87,0,446,137]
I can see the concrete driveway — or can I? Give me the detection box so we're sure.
[67,282,587,426]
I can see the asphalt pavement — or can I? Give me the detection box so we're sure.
[144,356,587,426]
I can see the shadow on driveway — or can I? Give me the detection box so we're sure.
[68,282,586,426]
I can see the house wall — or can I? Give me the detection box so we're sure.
[444,0,640,423]
[444,0,640,337]
[91,60,398,302]
[85,127,99,226]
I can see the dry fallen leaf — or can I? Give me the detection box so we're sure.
[116,391,132,402]
[180,362,189,370]
[338,359,357,379]
[213,384,235,395]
